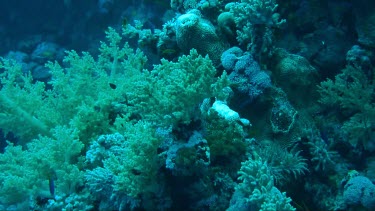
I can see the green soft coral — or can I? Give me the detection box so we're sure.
[102,120,162,198]
[0,27,148,143]
[0,126,84,208]
[203,101,249,161]
[0,26,228,208]
[318,65,375,149]
[0,58,50,140]
[230,158,295,211]
[131,48,228,126]
[0,27,226,142]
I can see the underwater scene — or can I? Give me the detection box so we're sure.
[0,0,375,210]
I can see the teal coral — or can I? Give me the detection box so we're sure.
[0,27,148,144]
[0,9,323,208]
[228,158,295,211]
[85,121,167,209]
[103,121,162,198]
[0,126,84,209]
[0,27,227,209]
[203,100,250,161]
[0,6,337,207]
[343,175,375,209]
[0,58,51,140]
[131,48,228,125]
[0,1,372,210]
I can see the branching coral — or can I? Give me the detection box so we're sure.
[318,64,375,150]
[202,100,251,161]
[87,121,162,198]
[0,126,85,209]
[228,158,296,211]
[0,59,51,140]
[307,136,339,172]
[0,27,148,144]
[0,26,228,209]
[131,48,228,126]
[226,0,285,58]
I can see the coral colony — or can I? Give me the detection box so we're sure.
[0,0,375,210]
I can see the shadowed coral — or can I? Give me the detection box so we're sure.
[256,142,308,184]
[273,49,318,89]
[221,47,271,102]
[218,12,236,42]
[308,138,339,172]
[270,94,298,134]
[318,65,375,150]
[165,131,210,176]
[226,0,285,57]
[343,175,375,209]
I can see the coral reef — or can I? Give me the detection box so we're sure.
[228,158,295,211]
[0,0,374,210]
[342,175,375,209]
[221,47,272,102]
[175,10,226,65]
[226,0,285,59]
[318,63,375,150]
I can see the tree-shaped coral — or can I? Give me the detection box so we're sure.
[318,65,375,150]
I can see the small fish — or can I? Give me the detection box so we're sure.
[109,83,117,89]
[48,170,57,197]
[161,49,177,57]
[131,168,142,175]
[49,177,55,196]
[122,17,128,28]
